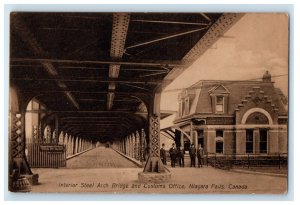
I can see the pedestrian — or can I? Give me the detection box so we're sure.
[160,143,167,165]
[197,144,204,168]
[169,143,177,167]
[189,144,196,167]
[178,146,185,167]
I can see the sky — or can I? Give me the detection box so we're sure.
[160,13,289,111]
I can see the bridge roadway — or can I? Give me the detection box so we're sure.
[66,146,138,168]
[30,146,287,194]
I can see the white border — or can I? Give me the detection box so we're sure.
[0,1,298,204]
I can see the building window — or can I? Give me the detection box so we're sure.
[179,101,183,117]
[215,130,223,154]
[215,96,224,113]
[184,97,189,115]
[216,141,223,153]
[246,129,254,153]
[260,129,268,153]
[216,130,223,138]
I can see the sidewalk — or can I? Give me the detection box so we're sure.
[31,165,287,194]
[30,147,287,194]
[231,168,287,178]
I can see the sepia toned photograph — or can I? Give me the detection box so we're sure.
[8,12,289,194]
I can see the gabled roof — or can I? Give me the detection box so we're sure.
[208,84,230,94]
[182,80,287,117]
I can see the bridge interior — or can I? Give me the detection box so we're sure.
[9,12,244,191]
[10,12,223,142]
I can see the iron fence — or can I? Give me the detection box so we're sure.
[26,143,66,168]
[206,153,288,170]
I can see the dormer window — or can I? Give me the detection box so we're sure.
[215,96,224,113]
[208,84,230,114]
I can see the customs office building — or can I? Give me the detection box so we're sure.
[162,71,288,159]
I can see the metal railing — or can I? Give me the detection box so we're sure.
[206,153,288,170]
[27,143,66,168]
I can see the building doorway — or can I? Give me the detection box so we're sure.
[197,129,204,147]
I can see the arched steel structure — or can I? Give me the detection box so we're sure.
[9,12,244,187]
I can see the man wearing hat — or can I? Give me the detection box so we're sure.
[189,144,196,167]
[169,143,177,167]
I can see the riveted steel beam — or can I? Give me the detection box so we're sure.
[107,13,130,110]
[158,13,245,93]
[11,15,80,110]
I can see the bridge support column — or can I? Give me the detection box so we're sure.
[122,138,125,154]
[79,138,82,153]
[141,129,146,161]
[138,93,171,183]
[75,137,78,154]
[72,136,75,155]
[79,138,82,152]
[68,135,73,156]
[132,133,136,158]
[126,135,129,155]
[135,131,140,160]
[10,112,39,191]
[131,134,134,158]
[130,134,133,157]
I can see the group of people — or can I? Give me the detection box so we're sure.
[160,143,204,168]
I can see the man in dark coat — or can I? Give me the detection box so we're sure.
[169,143,177,167]
[197,144,204,168]
[178,146,185,167]
[189,144,196,167]
[160,143,167,165]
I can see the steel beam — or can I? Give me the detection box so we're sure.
[126,26,210,50]
[11,16,80,110]
[131,19,211,26]
[107,13,130,110]
[157,13,245,93]
[11,77,170,85]
[10,57,182,67]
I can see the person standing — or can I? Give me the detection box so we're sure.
[197,144,204,168]
[189,144,196,167]
[178,146,185,167]
[160,143,167,165]
[169,143,177,167]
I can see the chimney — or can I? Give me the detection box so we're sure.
[262,70,272,82]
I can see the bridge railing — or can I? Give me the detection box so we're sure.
[26,142,66,168]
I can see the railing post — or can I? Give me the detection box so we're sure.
[206,153,208,167]
[214,153,216,168]
[247,154,250,169]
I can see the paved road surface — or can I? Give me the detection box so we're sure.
[66,147,138,168]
